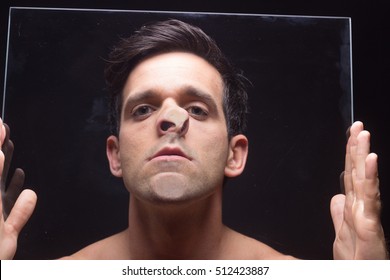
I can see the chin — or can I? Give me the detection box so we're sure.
[145,172,213,205]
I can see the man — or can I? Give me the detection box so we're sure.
[0,19,388,259]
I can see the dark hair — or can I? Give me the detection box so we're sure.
[104,19,248,138]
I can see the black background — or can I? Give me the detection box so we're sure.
[0,0,389,260]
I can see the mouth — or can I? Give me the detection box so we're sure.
[150,147,192,161]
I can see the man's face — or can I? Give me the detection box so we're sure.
[107,52,246,205]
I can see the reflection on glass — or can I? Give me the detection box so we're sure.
[2,8,351,259]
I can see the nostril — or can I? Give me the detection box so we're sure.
[161,121,175,131]
[180,119,189,134]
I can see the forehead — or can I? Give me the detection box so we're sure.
[123,52,224,103]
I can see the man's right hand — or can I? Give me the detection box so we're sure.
[0,118,37,259]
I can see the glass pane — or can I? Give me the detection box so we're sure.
[2,8,351,259]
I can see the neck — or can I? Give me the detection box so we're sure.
[125,190,227,259]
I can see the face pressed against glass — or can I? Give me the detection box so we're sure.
[106,52,245,205]
[4,9,356,259]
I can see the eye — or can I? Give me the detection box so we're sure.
[187,106,208,120]
[132,105,155,119]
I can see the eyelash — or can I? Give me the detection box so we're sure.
[131,105,208,120]
[187,106,208,119]
[132,105,155,116]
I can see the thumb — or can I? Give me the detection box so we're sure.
[6,189,37,234]
[330,194,345,234]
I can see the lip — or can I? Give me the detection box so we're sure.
[150,147,192,161]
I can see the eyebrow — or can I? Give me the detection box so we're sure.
[184,86,219,113]
[123,90,157,109]
[123,86,219,113]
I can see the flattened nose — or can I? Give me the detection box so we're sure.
[158,104,189,136]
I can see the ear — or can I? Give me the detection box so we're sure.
[224,134,248,178]
[106,135,122,177]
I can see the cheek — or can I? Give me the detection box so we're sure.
[192,124,229,167]
[118,126,151,166]
[120,117,156,142]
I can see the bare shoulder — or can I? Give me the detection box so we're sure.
[58,227,298,260]
[222,227,297,260]
[58,230,130,260]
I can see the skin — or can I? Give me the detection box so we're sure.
[330,122,388,259]
[67,52,281,259]
[0,118,37,260]
[0,52,387,259]
[108,52,237,205]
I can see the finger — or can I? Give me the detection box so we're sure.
[0,120,6,179]
[0,168,3,221]
[0,119,5,221]
[339,171,345,194]
[6,189,37,234]
[364,153,381,219]
[352,130,370,201]
[3,123,11,150]
[330,194,346,233]
[0,121,5,218]
[0,118,5,145]
[0,149,4,184]
[343,136,353,200]
[343,122,363,203]
[342,126,350,186]
[1,125,14,188]
[2,168,25,219]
